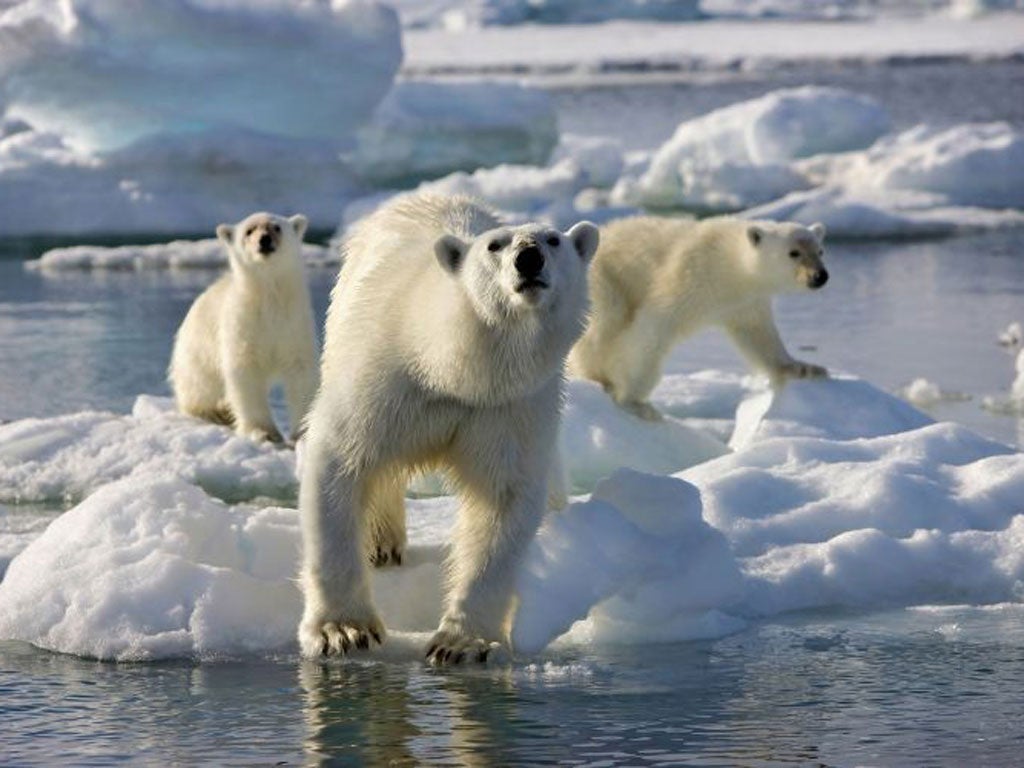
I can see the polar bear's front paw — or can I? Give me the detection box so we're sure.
[779,361,828,380]
[621,400,663,422]
[298,615,385,658]
[370,543,404,568]
[425,630,502,667]
[241,424,285,444]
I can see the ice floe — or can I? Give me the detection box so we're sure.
[2,374,1022,661]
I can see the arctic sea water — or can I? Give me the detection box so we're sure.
[2,62,1024,765]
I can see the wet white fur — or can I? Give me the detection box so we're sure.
[569,216,828,420]
[168,212,318,442]
[298,194,598,662]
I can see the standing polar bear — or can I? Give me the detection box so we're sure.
[298,194,598,665]
[169,212,318,443]
[569,216,829,421]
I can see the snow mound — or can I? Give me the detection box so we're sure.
[0,0,401,152]
[561,379,728,493]
[514,469,745,652]
[730,376,934,449]
[27,239,336,272]
[0,396,297,504]
[686,418,1024,618]
[0,126,361,236]
[829,122,1024,209]
[618,87,889,212]
[742,186,1024,239]
[750,122,1024,237]
[353,81,557,184]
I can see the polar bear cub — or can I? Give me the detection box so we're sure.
[169,212,318,443]
[298,194,598,665]
[569,216,829,421]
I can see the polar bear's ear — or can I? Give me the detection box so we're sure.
[747,225,764,247]
[289,214,309,239]
[809,222,826,242]
[216,224,234,247]
[566,221,600,263]
[435,234,467,274]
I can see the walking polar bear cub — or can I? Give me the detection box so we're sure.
[298,194,599,665]
[169,212,318,443]
[569,216,829,421]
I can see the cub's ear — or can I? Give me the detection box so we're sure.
[747,225,764,247]
[434,234,468,275]
[566,221,600,263]
[289,214,309,239]
[809,221,826,242]
[216,224,234,247]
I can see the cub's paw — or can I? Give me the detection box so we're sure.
[241,425,285,444]
[425,630,501,667]
[370,543,405,568]
[298,615,385,658]
[780,361,828,380]
[622,400,664,422]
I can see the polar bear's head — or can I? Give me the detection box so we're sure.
[434,221,600,323]
[747,220,828,293]
[216,212,308,273]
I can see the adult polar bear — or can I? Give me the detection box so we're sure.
[569,216,829,421]
[299,194,599,665]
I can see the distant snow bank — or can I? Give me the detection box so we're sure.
[27,239,337,272]
[391,0,1022,28]
[0,0,401,152]
[2,373,1022,661]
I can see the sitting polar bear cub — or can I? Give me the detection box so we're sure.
[569,215,829,421]
[168,212,318,443]
[298,194,598,665]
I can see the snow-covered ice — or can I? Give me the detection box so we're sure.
[353,81,558,184]
[27,239,336,272]
[0,0,401,152]
[389,0,702,29]
[615,87,889,212]
[0,396,298,505]
[2,374,1023,661]
[0,381,728,506]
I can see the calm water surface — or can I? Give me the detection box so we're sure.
[3,608,1024,766]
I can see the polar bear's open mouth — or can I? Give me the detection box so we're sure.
[515,278,548,294]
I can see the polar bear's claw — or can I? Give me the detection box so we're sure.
[371,545,403,568]
[301,617,385,658]
[425,631,499,667]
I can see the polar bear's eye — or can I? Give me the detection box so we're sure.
[487,240,502,253]
[546,235,560,247]
[246,227,255,237]
[272,224,281,234]
[789,250,800,259]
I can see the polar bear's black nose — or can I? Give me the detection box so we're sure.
[258,234,274,253]
[515,246,544,277]
[809,269,829,288]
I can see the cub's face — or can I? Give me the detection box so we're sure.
[748,221,828,293]
[434,221,599,322]
[217,212,308,269]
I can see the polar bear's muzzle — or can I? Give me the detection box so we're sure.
[514,245,548,293]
